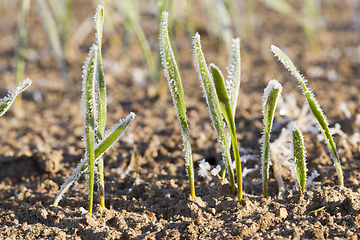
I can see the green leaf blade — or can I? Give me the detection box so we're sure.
[0,79,32,117]
[159,12,195,197]
[82,44,98,216]
[261,79,282,198]
[226,38,241,118]
[291,126,307,194]
[210,64,242,202]
[192,33,236,196]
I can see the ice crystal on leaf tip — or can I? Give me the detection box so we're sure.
[0,78,32,117]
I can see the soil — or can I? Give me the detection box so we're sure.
[1,0,360,239]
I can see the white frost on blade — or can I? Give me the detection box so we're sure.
[198,159,212,180]
[192,32,232,176]
[226,38,241,116]
[95,112,136,156]
[159,11,170,81]
[54,158,88,206]
[271,45,307,85]
[262,79,283,117]
[94,5,104,45]
[159,11,193,177]
[0,78,32,116]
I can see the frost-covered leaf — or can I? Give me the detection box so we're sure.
[291,126,307,194]
[0,79,32,117]
[159,11,195,197]
[261,79,282,198]
[192,33,236,196]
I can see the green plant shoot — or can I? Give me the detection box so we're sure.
[0,79,32,117]
[261,79,282,198]
[192,33,236,196]
[271,45,344,186]
[221,38,241,179]
[210,64,242,202]
[94,5,106,210]
[54,6,136,216]
[291,126,307,194]
[159,12,195,197]
[14,0,31,108]
[83,44,97,216]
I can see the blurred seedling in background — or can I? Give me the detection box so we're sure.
[13,0,31,108]
[261,80,282,198]
[36,0,70,88]
[271,45,344,186]
[0,79,32,117]
[263,0,324,52]
[114,0,195,91]
[160,12,243,202]
[54,6,136,217]
[201,0,258,49]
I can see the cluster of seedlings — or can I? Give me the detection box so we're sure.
[159,10,344,204]
[3,6,346,216]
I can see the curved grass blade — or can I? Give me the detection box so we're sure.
[82,44,97,216]
[261,79,282,198]
[159,12,195,197]
[0,79,32,117]
[291,126,307,194]
[192,33,236,195]
[271,45,343,186]
[14,0,31,108]
[210,64,242,202]
[54,112,136,207]
[309,200,342,214]
[94,5,107,209]
[36,0,69,89]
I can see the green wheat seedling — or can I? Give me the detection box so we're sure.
[210,64,242,202]
[271,45,344,186]
[54,6,136,216]
[14,0,31,108]
[261,79,282,198]
[220,38,241,179]
[192,33,241,199]
[36,0,69,88]
[159,12,195,197]
[291,126,307,194]
[0,79,32,116]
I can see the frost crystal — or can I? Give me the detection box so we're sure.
[198,159,212,181]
